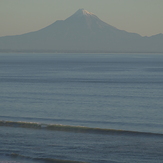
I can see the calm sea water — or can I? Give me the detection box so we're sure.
[0,53,163,163]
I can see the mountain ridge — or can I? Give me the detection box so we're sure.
[0,9,163,53]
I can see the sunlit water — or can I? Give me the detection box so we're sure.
[0,53,163,163]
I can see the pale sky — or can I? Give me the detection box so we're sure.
[0,0,163,37]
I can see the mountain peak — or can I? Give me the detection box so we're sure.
[65,9,97,21]
[76,8,94,16]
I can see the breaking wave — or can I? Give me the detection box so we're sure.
[0,120,163,137]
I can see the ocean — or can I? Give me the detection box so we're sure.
[0,53,163,163]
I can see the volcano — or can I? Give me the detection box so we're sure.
[0,9,163,53]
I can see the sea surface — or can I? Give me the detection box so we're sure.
[0,53,163,163]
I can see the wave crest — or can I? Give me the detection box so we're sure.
[0,120,162,137]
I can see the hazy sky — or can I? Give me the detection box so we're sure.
[0,0,163,37]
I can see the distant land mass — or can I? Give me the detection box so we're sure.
[0,9,163,53]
